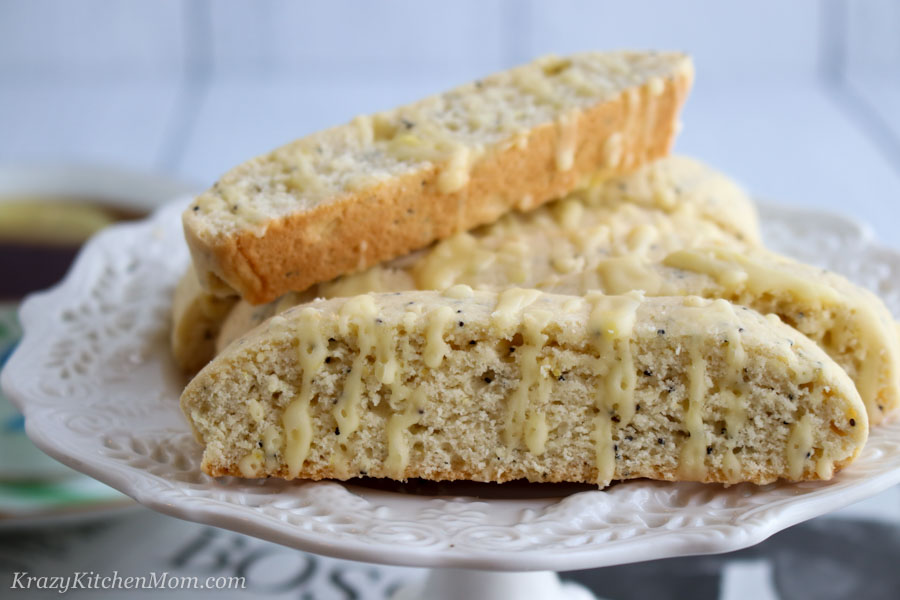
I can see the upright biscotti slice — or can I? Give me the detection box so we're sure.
[181,289,866,487]
[559,247,900,424]
[184,51,694,304]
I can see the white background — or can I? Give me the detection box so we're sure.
[1,0,899,244]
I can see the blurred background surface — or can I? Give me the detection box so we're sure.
[1,0,899,240]
[0,1,899,599]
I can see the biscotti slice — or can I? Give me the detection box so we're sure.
[557,247,900,424]
[171,267,238,372]
[209,155,757,354]
[579,153,759,245]
[184,51,694,304]
[181,289,866,486]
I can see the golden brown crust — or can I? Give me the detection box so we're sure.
[187,72,692,305]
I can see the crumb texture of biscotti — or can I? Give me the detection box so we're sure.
[183,51,694,304]
[180,289,866,487]
[550,246,900,425]
[212,154,758,354]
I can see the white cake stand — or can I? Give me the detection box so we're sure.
[4,199,900,600]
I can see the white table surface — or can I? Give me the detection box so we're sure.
[0,1,897,244]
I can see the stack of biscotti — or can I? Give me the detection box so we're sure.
[175,50,895,488]
[175,155,761,368]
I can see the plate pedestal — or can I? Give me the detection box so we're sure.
[391,569,598,600]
